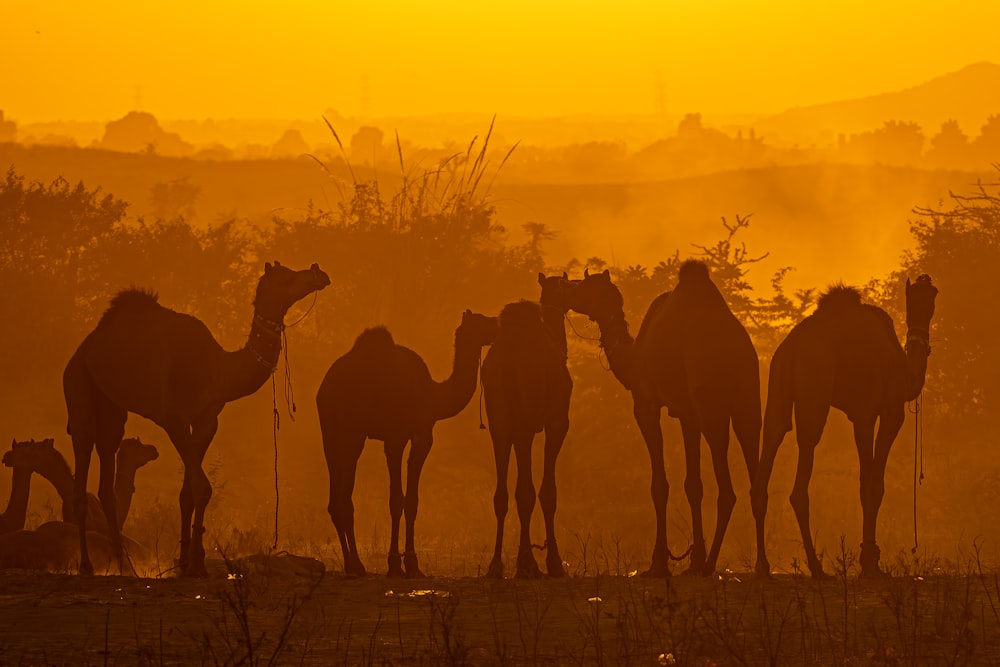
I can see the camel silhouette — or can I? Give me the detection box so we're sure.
[2,437,110,535]
[114,437,160,532]
[64,261,330,576]
[0,439,40,534]
[0,438,157,535]
[562,262,763,577]
[317,309,498,577]
[0,437,158,572]
[481,274,574,578]
[751,275,938,577]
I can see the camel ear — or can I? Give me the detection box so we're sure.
[602,269,611,279]
[538,272,545,286]
[562,272,568,279]
[264,262,273,273]
[9,438,14,448]
[584,268,590,278]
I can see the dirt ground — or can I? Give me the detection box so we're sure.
[1,553,999,666]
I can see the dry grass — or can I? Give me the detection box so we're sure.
[3,538,1000,666]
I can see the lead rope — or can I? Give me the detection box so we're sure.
[478,351,486,429]
[269,297,316,551]
[911,394,924,553]
[272,372,281,550]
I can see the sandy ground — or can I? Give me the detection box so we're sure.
[1,553,999,666]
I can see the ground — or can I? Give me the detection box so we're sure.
[1,550,999,666]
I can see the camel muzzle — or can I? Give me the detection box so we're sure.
[311,263,331,289]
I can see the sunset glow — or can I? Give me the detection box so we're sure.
[4,0,1000,121]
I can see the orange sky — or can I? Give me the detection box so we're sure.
[3,1,999,123]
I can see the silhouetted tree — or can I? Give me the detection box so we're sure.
[843,120,925,165]
[149,177,201,221]
[96,111,193,157]
[271,129,310,157]
[864,166,998,430]
[927,120,971,169]
[973,114,1000,166]
[349,126,385,165]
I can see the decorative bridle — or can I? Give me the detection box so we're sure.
[246,311,285,371]
[905,325,931,356]
[596,311,630,357]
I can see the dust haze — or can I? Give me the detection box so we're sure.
[1,61,999,579]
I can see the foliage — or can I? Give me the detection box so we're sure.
[871,166,1000,425]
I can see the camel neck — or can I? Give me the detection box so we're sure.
[595,312,636,391]
[542,304,568,360]
[114,467,140,532]
[244,311,284,371]
[431,334,483,421]
[36,456,75,509]
[903,322,932,401]
[219,310,284,402]
[2,467,32,531]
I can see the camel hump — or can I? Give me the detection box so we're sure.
[677,259,711,282]
[498,300,544,332]
[816,284,862,312]
[98,288,160,327]
[352,326,395,353]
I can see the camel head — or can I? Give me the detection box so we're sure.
[571,269,624,322]
[117,437,159,472]
[253,261,331,322]
[2,438,58,471]
[538,272,577,314]
[905,274,937,329]
[456,309,499,348]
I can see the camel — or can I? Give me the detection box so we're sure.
[0,523,121,572]
[561,261,763,577]
[0,439,38,534]
[2,437,110,534]
[751,275,938,578]
[1,437,159,535]
[64,261,330,576]
[115,437,160,532]
[481,273,574,578]
[0,437,158,572]
[317,309,498,577]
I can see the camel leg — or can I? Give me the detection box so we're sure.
[71,434,96,575]
[513,434,541,579]
[539,414,568,577]
[702,414,736,577]
[679,415,706,575]
[487,430,512,579]
[752,425,784,579]
[171,413,218,577]
[402,433,432,578]
[325,433,366,576]
[861,406,904,577]
[733,388,765,576]
[94,400,127,574]
[65,358,99,575]
[634,399,669,577]
[384,440,406,577]
[790,401,830,578]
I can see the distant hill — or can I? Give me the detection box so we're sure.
[753,62,1000,147]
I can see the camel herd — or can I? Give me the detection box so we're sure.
[0,258,938,579]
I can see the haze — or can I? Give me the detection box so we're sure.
[4,0,1000,121]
